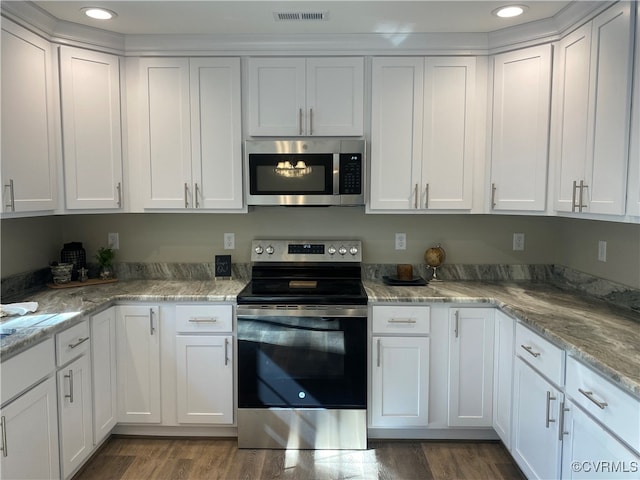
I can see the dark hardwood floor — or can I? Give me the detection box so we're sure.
[73,436,525,480]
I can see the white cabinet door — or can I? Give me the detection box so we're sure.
[139,58,192,209]
[422,57,475,210]
[492,311,514,449]
[190,58,243,209]
[512,358,563,480]
[448,308,494,427]
[247,57,364,137]
[370,336,429,427]
[627,1,640,218]
[490,45,552,212]
[60,46,123,210]
[561,400,640,479]
[247,57,306,136]
[116,305,161,423]
[176,335,233,424]
[553,2,634,215]
[1,20,57,214]
[306,57,364,136]
[370,57,424,210]
[91,308,117,445]
[57,355,93,479]
[0,377,60,480]
[585,2,634,215]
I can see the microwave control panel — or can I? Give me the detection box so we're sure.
[339,154,362,195]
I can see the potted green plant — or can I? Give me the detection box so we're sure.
[95,246,116,279]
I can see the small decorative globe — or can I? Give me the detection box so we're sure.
[424,244,446,268]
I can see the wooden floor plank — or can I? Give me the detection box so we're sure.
[73,437,524,480]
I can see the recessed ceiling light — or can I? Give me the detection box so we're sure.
[493,5,528,18]
[82,7,117,20]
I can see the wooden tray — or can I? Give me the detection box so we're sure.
[47,278,118,289]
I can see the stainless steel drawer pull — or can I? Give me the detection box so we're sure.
[559,403,569,440]
[65,369,74,403]
[0,416,7,457]
[377,339,381,367]
[184,183,189,208]
[491,183,497,209]
[68,336,90,349]
[578,388,608,409]
[425,183,429,209]
[195,183,200,209]
[299,108,303,136]
[388,318,416,324]
[224,338,230,366]
[309,108,313,136]
[520,344,541,358]
[150,308,155,335]
[116,182,122,208]
[454,310,460,338]
[188,317,218,323]
[545,391,556,428]
[414,184,419,209]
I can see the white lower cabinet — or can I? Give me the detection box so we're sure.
[561,400,640,479]
[116,305,161,423]
[447,307,494,427]
[492,311,514,449]
[370,305,430,428]
[91,308,117,444]
[0,376,60,479]
[512,356,563,480]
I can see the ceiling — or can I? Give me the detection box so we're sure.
[29,1,579,36]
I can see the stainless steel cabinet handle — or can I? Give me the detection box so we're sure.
[184,183,189,208]
[545,391,556,428]
[578,180,588,212]
[65,369,74,404]
[309,108,313,135]
[559,402,569,440]
[520,344,540,358]
[224,338,229,366]
[1,416,7,457]
[299,108,303,135]
[149,308,155,335]
[578,388,608,409]
[68,336,90,349]
[414,184,419,209]
[116,182,122,208]
[377,339,381,367]
[491,183,497,209]
[388,318,417,324]
[425,184,429,209]
[454,310,459,338]
[194,183,200,208]
[572,180,578,212]
[4,179,15,212]
[188,317,218,323]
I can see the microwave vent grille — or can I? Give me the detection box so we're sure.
[273,11,329,21]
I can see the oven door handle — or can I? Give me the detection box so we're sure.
[237,306,367,318]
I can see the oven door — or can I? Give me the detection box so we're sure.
[237,306,367,409]
[247,153,338,205]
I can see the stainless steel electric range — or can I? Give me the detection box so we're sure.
[236,239,368,450]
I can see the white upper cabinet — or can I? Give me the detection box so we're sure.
[247,57,364,136]
[60,46,123,210]
[626,1,640,219]
[552,2,634,216]
[370,57,476,211]
[138,57,243,210]
[1,19,57,214]
[490,45,552,212]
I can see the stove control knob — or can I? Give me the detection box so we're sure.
[338,246,347,256]
[254,245,264,255]
[349,246,359,256]
[265,245,275,255]
[327,246,337,255]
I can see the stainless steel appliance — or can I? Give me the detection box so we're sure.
[245,139,365,206]
[236,239,368,449]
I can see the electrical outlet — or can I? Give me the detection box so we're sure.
[395,233,407,250]
[598,240,607,262]
[513,233,525,251]
[108,232,119,250]
[224,233,235,250]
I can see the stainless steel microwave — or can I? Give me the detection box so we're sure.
[245,138,365,206]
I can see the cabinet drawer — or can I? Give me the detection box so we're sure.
[56,319,90,367]
[176,304,233,333]
[515,323,564,386]
[372,305,430,335]
[565,356,640,454]
[1,337,55,405]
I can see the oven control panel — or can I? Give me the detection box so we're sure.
[251,239,362,262]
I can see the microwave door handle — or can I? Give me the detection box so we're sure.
[333,153,340,195]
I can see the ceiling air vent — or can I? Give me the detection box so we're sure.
[273,11,329,21]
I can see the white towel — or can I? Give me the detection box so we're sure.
[0,302,38,317]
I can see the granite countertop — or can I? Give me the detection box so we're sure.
[2,277,638,399]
